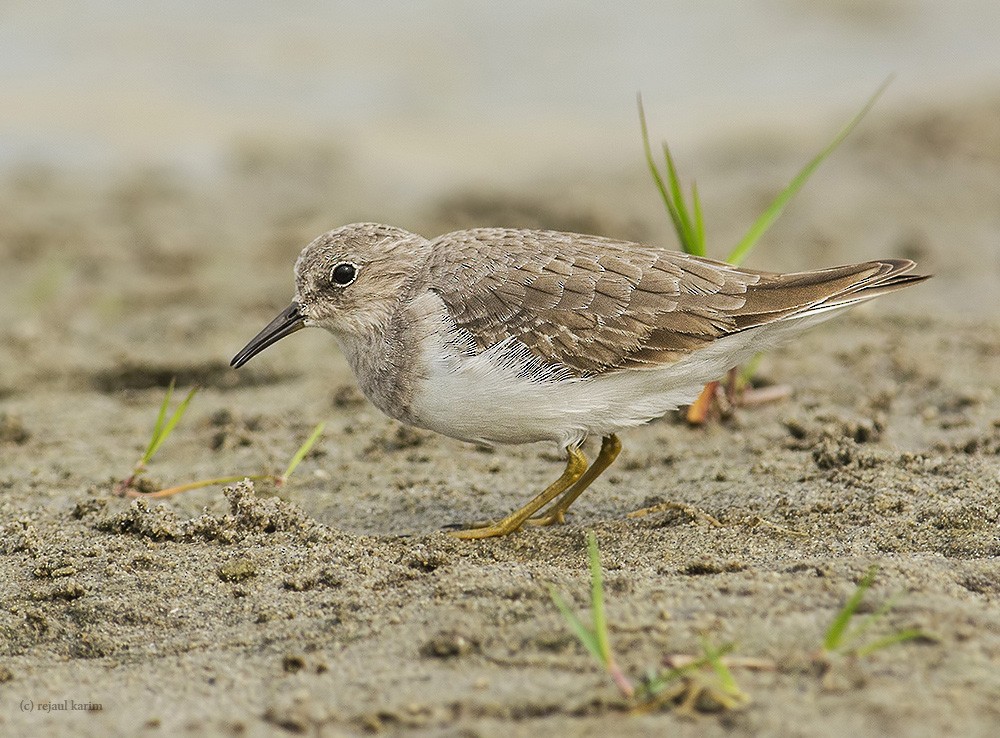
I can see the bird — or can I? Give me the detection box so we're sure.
[230,222,928,539]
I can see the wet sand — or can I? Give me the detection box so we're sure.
[1,98,998,736]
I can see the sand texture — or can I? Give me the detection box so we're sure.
[1,99,999,736]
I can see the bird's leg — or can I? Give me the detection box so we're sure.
[685,381,722,424]
[688,367,792,424]
[527,434,622,527]
[449,445,588,539]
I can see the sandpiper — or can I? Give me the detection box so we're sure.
[231,223,927,539]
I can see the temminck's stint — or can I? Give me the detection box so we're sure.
[231,223,928,539]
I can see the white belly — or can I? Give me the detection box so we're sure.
[404,292,842,449]
[408,352,697,448]
[404,295,716,448]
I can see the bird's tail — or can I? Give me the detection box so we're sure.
[733,259,930,330]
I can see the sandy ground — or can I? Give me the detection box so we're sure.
[1,97,999,737]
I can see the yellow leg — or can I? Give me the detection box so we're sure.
[527,434,622,527]
[450,446,588,540]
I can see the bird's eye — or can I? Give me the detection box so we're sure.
[330,262,358,286]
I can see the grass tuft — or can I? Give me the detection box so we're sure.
[822,566,933,657]
[640,79,890,264]
[140,379,199,471]
[549,531,632,697]
[550,533,753,712]
[640,81,890,419]
[113,379,199,494]
[114,380,325,499]
[549,540,934,715]
[638,95,706,256]
[635,639,751,713]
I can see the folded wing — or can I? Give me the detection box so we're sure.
[423,228,926,377]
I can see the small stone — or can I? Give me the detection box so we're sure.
[217,558,257,582]
[0,413,29,445]
[420,631,478,659]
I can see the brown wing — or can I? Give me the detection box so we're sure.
[422,228,921,377]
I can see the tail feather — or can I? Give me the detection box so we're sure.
[733,259,929,330]
[805,259,929,314]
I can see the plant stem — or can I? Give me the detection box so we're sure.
[726,79,890,265]
[126,474,272,499]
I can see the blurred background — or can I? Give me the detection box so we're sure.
[4,1,1000,194]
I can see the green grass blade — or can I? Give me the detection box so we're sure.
[702,639,740,695]
[549,586,604,664]
[141,378,175,465]
[662,143,702,255]
[641,642,738,700]
[737,353,763,389]
[726,80,890,266]
[149,385,198,460]
[587,532,612,667]
[641,655,709,697]
[841,591,900,649]
[282,422,326,481]
[691,181,706,253]
[638,95,687,246]
[854,628,931,657]
[824,566,877,652]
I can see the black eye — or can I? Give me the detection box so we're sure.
[331,262,357,286]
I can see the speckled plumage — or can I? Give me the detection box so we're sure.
[231,222,928,537]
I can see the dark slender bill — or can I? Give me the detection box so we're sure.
[231,302,305,368]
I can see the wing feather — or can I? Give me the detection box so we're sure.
[420,228,921,377]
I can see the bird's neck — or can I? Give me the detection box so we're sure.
[334,308,417,425]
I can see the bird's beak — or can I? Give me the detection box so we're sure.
[231,302,306,368]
